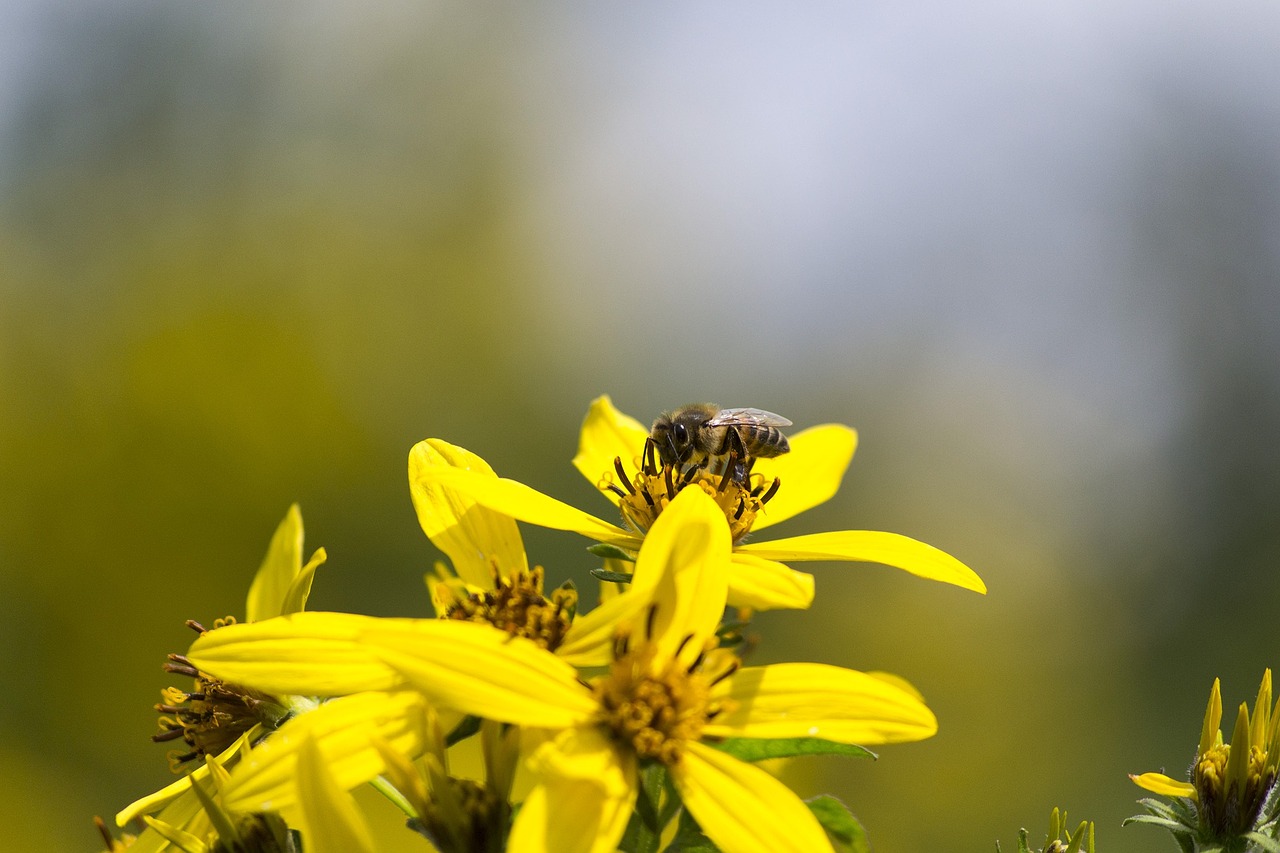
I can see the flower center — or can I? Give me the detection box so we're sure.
[441,565,576,652]
[1194,742,1277,836]
[412,777,510,853]
[605,440,781,544]
[153,619,291,773]
[590,627,737,766]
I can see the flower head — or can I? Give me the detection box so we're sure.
[408,395,985,612]
[116,505,325,848]
[1129,670,1280,848]
[186,487,940,853]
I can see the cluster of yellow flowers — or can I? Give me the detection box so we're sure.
[104,395,995,852]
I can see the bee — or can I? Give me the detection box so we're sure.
[649,404,792,484]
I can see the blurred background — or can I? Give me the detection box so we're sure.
[3,0,1280,849]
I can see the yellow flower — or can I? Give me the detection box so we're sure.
[408,395,984,611]
[186,488,940,853]
[1129,670,1280,846]
[115,505,326,849]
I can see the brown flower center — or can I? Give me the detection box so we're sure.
[604,440,780,545]
[440,564,576,653]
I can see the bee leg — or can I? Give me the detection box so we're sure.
[725,427,750,486]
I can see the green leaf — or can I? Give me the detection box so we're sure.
[806,795,869,853]
[710,737,876,762]
[587,544,635,561]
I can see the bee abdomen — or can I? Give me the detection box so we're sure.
[741,425,788,456]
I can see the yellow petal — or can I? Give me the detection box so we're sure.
[572,395,651,506]
[1129,772,1196,799]
[116,731,254,826]
[736,530,986,594]
[749,425,856,531]
[295,735,377,853]
[245,504,304,623]
[408,439,529,588]
[140,816,207,853]
[222,692,431,814]
[704,663,937,745]
[187,612,408,696]
[418,466,636,546]
[359,621,599,728]
[509,727,636,853]
[632,486,732,668]
[674,740,834,853]
[726,552,815,611]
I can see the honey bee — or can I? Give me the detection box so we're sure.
[649,404,792,483]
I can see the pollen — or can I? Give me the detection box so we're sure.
[440,564,576,652]
[591,631,737,766]
[606,442,781,544]
[152,620,290,773]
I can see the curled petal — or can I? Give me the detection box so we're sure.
[631,486,732,668]
[417,467,636,546]
[726,552,815,611]
[750,425,857,530]
[705,663,938,745]
[245,504,306,623]
[295,735,377,853]
[674,740,833,853]
[736,530,985,594]
[222,692,431,814]
[508,727,636,853]
[409,439,529,588]
[572,396,651,505]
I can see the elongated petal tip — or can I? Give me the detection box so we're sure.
[1130,772,1196,799]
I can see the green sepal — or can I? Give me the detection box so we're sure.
[620,764,676,853]
[445,714,482,747]
[587,544,635,561]
[710,737,876,762]
[1242,832,1280,853]
[590,568,636,584]
[665,809,719,853]
[806,795,869,853]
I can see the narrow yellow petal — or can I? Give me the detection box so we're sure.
[704,663,937,745]
[509,727,637,853]
[1129,772,1196,798]
[359,621,599,728]
[418,466,636,546]
[295,736,377,853]
[187,612,408,696]
[408,439,530,588]
[116,731,254,826]
[245,504,304,624]
[279,547,325,617]
[1200,677,1222,757]
[736,530,986,594]
[572,395,651,506]
[675,740,834,853]
[632,487,732,667]
[726,552,815,611]
[749,425,857,530]
[222,692,431,814]
[140,816,208,853]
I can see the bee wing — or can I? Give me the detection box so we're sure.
[706,407,793,428]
